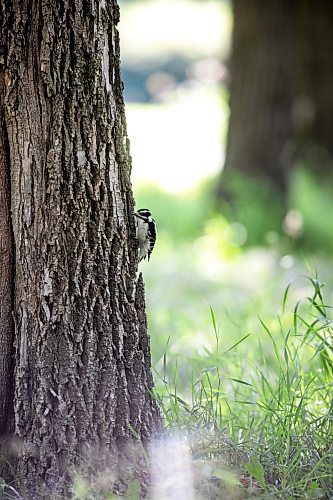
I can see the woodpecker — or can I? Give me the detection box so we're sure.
[133,208,157,261]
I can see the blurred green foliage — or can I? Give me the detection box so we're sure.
[135,181,213,242]
[218,170,285,247]
[289,166,333,252]
[136,164,333,254]
[135,170,333,380]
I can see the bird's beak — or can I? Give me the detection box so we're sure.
[133,211,146,221]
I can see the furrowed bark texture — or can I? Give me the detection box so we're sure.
[0,65,14,447]
[0,0,160,494]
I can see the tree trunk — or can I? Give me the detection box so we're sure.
[0,62,14,460]
[293,0,333,170]
[0,0,160,496]
[221,0,333,198]
[223,0,294,194]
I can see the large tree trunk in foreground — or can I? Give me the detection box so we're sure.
[0,63,14,448]
[0,0,160,496]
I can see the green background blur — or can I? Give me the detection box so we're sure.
[118,0,333,374]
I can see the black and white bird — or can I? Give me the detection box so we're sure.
[133,208,157,261]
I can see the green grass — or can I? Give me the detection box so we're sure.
[134,172,333,498]
[151,273,333,498]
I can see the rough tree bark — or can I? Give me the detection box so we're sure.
[0,61,14,449]
[0,0,160,496]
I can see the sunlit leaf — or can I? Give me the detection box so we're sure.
[244,456,266,489]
